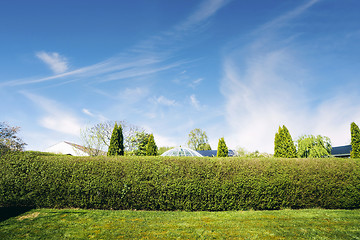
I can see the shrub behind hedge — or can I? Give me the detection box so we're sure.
[1,152,359,210]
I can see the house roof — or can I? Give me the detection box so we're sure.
[196,150,237,157]
[331,145,352,157]
[45,141,106,156]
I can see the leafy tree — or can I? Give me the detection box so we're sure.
[296,135,331,158]
[128,131,150,156]
[0,122,26,153]
[146,134,157,156]
[80,126,106,156]
[217,137,228,157]
[274,125,296,158]
[187,128,210,150]
[107,123,124,156]
[202,143,212,150]
[351,122,360,158]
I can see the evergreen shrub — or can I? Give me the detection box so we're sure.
[1,151,359,211]
[217,137,228,157]
[107,123,124,156]
[351,122,360,158]
[146,134,157,156]
[274,125,297,158]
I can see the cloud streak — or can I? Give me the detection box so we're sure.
[190,94,201,110]
[1,56,164,87]
[36,51,69,74]
[152,96,178,107]
[179,0,230,30]
[255,0,320,33]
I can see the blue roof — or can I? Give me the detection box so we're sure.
[196,150,237,157]
[331,145,352,157]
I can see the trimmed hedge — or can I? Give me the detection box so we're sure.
[1,152,359,211]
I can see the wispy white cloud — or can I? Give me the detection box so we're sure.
[189,78,204,88]
[221,50,309,152]
[1,56,163,87]
[119,87,149,103]
[101,60,185,82]
[132,0,230,56]
[255,0,320,34]
[179,0,230,31]
[36,51,69,74]
[82,108,94,117]
[22,92,83,136]
[82,108,108,122]
[151,96,177,107]
[190,94,201,110]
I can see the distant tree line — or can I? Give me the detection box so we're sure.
[3,118,360,159]
[81,120,158,156]
[273,122,360,158]
[274,125,331,158]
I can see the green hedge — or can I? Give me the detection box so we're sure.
[1,152,359,210]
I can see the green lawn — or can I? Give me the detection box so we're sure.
[1,208,360,239]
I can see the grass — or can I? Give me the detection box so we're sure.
[1,208,360,239]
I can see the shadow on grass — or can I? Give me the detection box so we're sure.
[0,207,33,222]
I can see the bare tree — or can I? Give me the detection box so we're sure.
[0,122,26,153]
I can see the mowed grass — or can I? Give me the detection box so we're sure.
[1,208,360,239]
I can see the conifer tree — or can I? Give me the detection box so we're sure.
[146,133,158,156]
[274,126,282,157]
[274,125,296,158]
[351,122,360,158]
[217,137,228,157]
[282,125,297,158]
[107,123,124,156]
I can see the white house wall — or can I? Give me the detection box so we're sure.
[45,141,89,156]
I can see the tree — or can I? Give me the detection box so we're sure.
[274,127,282,157]
[0,122,26,153]
[146,134,157,156]
[128,131,150,156]
[202,143,212,150]
[107,123,124,156]
[217,137,228,157]
[81,120,145,155]
[274,125,296,158]
[351,122,360,158]
[187,128,210,150]
[80,125,106,156]
[296,135,331,158]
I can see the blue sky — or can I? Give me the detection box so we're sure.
[1,0,360,153]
